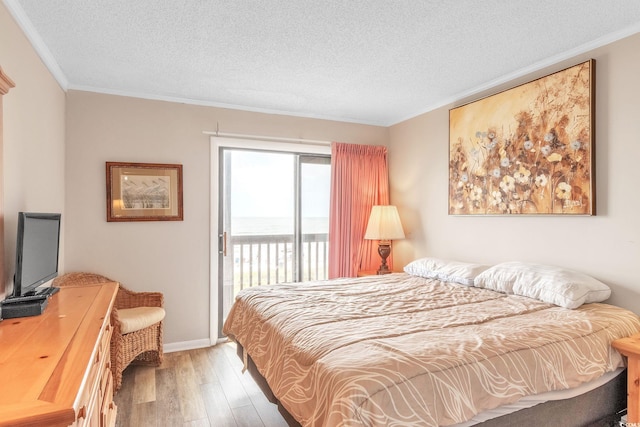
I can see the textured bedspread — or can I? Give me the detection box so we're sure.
[222,273,640,426]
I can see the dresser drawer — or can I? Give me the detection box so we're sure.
[100,369,117,427]
[75,310,115,425]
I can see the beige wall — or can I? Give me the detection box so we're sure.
[65,91,388,346]
[389,33,640,312]
[0,4,66,299]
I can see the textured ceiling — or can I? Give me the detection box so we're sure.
[5,0,640,126]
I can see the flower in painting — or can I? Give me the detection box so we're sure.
[547,152,563,163]
[491,168,501,178]
[488,131,496,139]
[500,175,516,193]
[500,158,510,168]
[544,132,554,143]
[460,173,469,183]
[490,190,502,206]
[570,140,581,150]
[487,140,498,150]
[524,140,534,150]
[514,166,531,184]
[555,182,572,199]
[541,145,552,156]
[470,185,483,201]
[535,174,548,187]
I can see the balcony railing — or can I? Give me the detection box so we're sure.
[227,233,329,290]
[221,232,328,323]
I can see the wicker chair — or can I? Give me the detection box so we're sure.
[53,272,165,390]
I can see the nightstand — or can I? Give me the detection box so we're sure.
[357,270,401,277]
[612,333,640,423]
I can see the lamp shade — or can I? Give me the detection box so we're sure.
[364,205,405,241]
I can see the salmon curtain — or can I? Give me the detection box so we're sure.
[328,142,390,278]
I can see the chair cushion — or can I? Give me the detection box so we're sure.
[118,307,166,334]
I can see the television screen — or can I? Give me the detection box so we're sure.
[13,212,61,297]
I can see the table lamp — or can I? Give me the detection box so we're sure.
[364,205,405,274]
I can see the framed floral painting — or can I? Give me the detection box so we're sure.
[449,59,595,215]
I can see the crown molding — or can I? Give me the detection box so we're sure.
[3,0,68,90]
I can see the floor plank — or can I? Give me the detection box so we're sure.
[208,345,253,409]
[113,342,288,427]
[156,365,184,426]
[128,401,157,427]
[191,347,220,385]
[174,353,208,422]
[201,382,238,427]
[133,365,156,404]
[183,419,211,427]
[232,403,265,427]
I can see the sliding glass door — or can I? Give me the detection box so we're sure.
[218,148,330,336]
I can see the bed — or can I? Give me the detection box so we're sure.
[222,259,640,426]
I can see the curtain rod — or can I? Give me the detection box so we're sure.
[203,130,332,147]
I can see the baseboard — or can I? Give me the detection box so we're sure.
[164,338,212,353]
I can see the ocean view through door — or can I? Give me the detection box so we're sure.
[219,148,330,336]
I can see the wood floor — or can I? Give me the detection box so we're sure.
[114,341,289,427]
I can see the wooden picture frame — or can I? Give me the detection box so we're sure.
[449,59,595,215]
[106,162,183,222]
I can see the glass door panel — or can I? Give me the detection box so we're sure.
[300,156,331,281]
[219,148,330,336]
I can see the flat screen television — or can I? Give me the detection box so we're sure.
[12,212,62,298]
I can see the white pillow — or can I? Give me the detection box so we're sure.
[474,262,611,309]
[404,257,490,286]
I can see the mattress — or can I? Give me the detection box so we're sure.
[223,273,640,426]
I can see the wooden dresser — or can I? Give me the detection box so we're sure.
[0,283,118,427]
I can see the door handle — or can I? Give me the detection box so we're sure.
[220,231,227,256]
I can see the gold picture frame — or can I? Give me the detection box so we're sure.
[449,59,595,215]
[106,162,183,222]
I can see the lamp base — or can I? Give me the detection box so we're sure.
[376,242,392,275]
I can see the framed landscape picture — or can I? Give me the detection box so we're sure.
[106,162,183,222]
[449,59,595,215]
